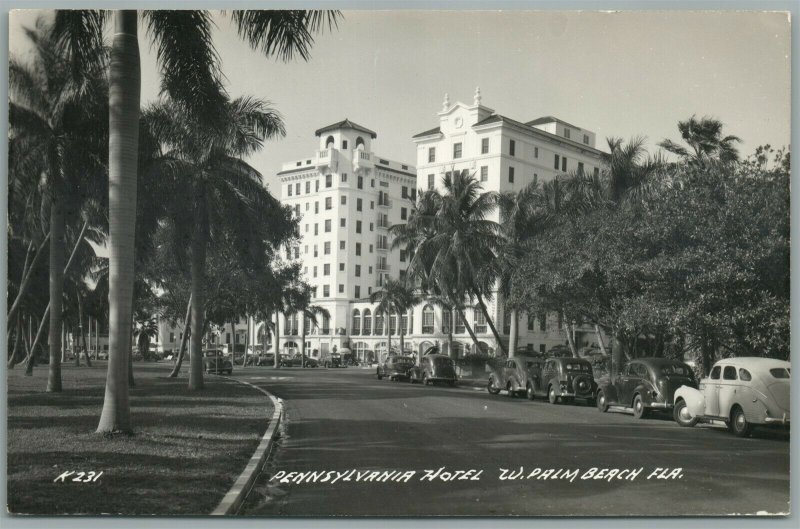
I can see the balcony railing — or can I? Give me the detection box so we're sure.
[377,218,390,229]
[377,262,390,272]
[353,149,373,172]
[315,148,339,172]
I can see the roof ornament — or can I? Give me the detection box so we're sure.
[442,92,450,112]
[474,86,482,106]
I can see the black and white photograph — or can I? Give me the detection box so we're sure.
[2,3,794,520]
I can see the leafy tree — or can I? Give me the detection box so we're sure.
[658,115,741,164]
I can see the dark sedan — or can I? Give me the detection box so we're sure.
[377,355,416,381]
[203,349,233,375]
[596,357,697,418]
[409,354,457,386]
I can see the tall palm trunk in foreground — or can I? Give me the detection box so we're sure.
[508,309,518,358]
[46,200,65,392]
[97,10,139,433]
[168,294,192,377]
[189,202,206,390]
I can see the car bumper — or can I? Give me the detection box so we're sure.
[764,413,790,425]
[649,401,672,409]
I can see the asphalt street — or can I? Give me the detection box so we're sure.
[238,366,790,516]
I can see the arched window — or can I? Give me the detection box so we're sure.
[389,314,397,335]
[422,305,435,334]
[474,307,487,334]
[375,313,384,335]
[355,136,365,149]
[325,135,335,148]
[351,309,361,336]
[442,310,452,334]
[455,311,466,334]
[363,309,372,336]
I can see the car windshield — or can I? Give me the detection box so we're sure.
[565,363,589,372]
[432,357,453,366]
[661,364,691,376]
[525,361,540,368]
[769,368,790,379]
[396,356,414,363]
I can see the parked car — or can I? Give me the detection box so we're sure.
[673,357,790,437]
[409,354,457,386]
[487,355,547,399]
[536,357,597,405]
[377,355,416,381]
[323,353,344,368]
[596,358,695,418]
[203,349,233,375]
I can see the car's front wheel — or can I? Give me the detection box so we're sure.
[633,394,648,419]
[673,399,698,427]
[548,386,559,404]
[487,378,501,395]
[597,390,609,412]
[729,405,753,438]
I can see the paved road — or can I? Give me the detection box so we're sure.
[238,366,789,516]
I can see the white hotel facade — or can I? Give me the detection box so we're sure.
[156,90,611,362]
[267,89,610,363]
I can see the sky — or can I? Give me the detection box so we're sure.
[9,9,792,193]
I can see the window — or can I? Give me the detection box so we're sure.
[534,146,539,158]
[389,314,397,335]
[399,250,406,262]
[342,140,348,149]
[508,166,515,183]
[509,139,516,156]
[357,198,362,211]
[370,201,375,210]
[356,175,364,189]
[341,173,348,182]
[583,134,589,145]
[402,186,408,199]
[323,264,330,276]
[339,240,345,250]
[325,174,332,188]
[324,219,331,232]
[315,202,319,214]
[314,224,319,236]
[295,183,300,195]
[321,313,329,331]
[401,314,408,334]
[554,154,560,170]
[369,222,374,232]
[422,305,435,334]
[723,366,738,380]
[369,266,372,273]
[564,129,571,140]
[356,220,362,234]
[355,243,362,256]
[539,344,546,354]
[480,166,488,182]
[305,202,309,211]
[557,312,563,330]
[294,247,299,259]
[339,263,345,271]
[562,157,567,172]
[313,266,317,277]
[710,366,721,380]
[325,197,332,210]
[428,147,436,163]
[578,162,584,175]
[354,285,361,299]
[340,218,346,227]
[169,332,175,342]
[338,284,344,293]
[323,285,330,297]
[287,185,292,197]
[305,181,310,193]
[428,174,434,190]
[363,309,372,336]
[527,314,534,331]
[474,308,487,333]
[539,313,546,332]
[355,265,361,277]
[340,195,347,205]
[324,241,331,255]
[315,180,320,192]
[453,142,462,159]
[442,310,451,334]
[401,207,408,220]
[455,311,465,334]
[375,313,384,335]
[371,179,375,187]
[481,138,489,154]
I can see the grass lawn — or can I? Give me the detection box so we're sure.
[7,361,273,515]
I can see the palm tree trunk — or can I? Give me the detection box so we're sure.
[508,309,519,358]
[75,297,83,367]
[595,325,608,356]
[472,290,507,356]
[47,199,65,393]
[273,312,281,368]
[458,308,482,354]
[244,314,250,367]
[565,321,578,357]
[22,308,49,373]
[97,10,139,434]
[9,316,22,367]
[80,311,91,367]
[189,206,206,391]
[169,294,192,377]
[128,327,135,387]
[7,233,50,324]
[300,316,306,368]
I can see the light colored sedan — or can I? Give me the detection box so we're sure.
[673,357,790,437]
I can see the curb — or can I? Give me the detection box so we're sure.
[211,377,284,516]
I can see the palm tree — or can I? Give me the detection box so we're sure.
[133,310,159,361]
[9,19,107,390]
[141,96,287,388]
[658,115,741,164]
[298,304,331,368]
[369,277,418,360]
[48,9,340,432]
